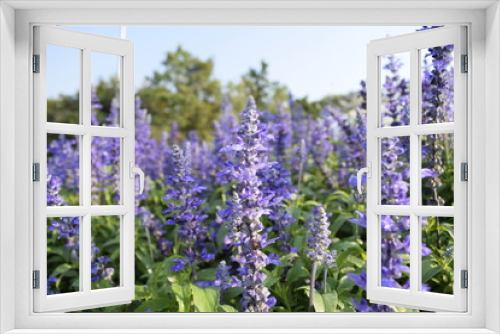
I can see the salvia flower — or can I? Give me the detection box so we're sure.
[91,244,115,283]
[218,96,277,312]
[305,206,332,263]
[163,144,214,278]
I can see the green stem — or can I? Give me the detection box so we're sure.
[309,261,318,312]
[191,258,198,282]
[323,266,328,294]
[144,226,154,264]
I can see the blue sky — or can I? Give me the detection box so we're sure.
[48,26,419,100]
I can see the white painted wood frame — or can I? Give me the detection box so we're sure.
[1,2,495,333]
[366,26,467,312]
[32,26,135,312]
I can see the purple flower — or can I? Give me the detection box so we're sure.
[350,297,394,312]
[214,97,238,183]
[171,259,188,272]
[305,206,332,263]
[218,96,277,312]
[259,162,296,253]
[47,275,59,295]
[47,174,66,207]
[47,134,79,191]
[163,144,213,279]
[90,244,115,283]
[381,55,410,127]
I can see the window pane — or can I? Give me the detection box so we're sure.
[47,134,80,206]
[421,134,454,206]
[421,216,454,295]
[47,217,80,294]
[47,44,80,124]
[380,215,410,289]
[380,52,410,127]
[91,216,120,290]
[91,52,121,127]
[421,45,454,124]
[91,137,121,205]
[381,136,410,205]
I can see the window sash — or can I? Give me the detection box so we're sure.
[366,26,467,312]
[33,25,135,313]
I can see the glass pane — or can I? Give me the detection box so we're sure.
[47,134,80,206]
[421,44,454,124]
[381,136,410,205]
[91,137,121,205]
[91,52,121,127]
[47,217,80,294]
[91,216,120,290]
[380,215,410,289]
[421,133,454,206]
[421,216,454,294]
[380,52,410,127]
[47,44,80,124]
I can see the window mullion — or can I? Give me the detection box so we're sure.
[82,47,92,294]
[409,47,420,295]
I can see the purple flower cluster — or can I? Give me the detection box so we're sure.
[420,37,454,206]
[305,206,332,263]
[218,97,279,312]
[91,244,115,283]
[214,97,239,182]
[260,162,296,254]
[47,134,79,191]
[163,144,214,279]
[381,55,410,127]
[47,174,66,207]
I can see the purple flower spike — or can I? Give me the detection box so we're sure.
[305,206,332,263]
[164,144,213,280]
[218,96,277,312]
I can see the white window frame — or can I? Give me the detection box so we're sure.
[366,26,467,312]
[0,1,499,333]
[33,25,136,312]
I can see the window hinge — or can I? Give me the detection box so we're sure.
[33,270,40,289]
[461,54,468,73]
[33,54,40,73]
[461,270,468,289]
[33,163,40,182]
[461,162,468,181]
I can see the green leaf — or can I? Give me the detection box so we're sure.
[291,235,305,252]
[134,285,151,300]
[191,284,219,312]
[345,255,365,268]
[196,268,216,281]
[133,298,169,312]
[334,241,363,252]
[263,269,280,288]
[216,223,229,252]
[337,275,355,294]
[302,200,323,207]
[217,305,238,312]
[322,291,338,312]
[171,281,192,312]
[330,214,350,236]
[301,286,325,312]
[286,262,309,284]
[422,262,441,283]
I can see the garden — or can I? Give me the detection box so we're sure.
[45,26,455,312]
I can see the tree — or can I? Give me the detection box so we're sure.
[228,61,288,111]
[137,46,223,140]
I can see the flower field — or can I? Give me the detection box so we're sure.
[46,30,455,312]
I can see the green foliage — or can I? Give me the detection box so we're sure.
[137,46,223,140]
